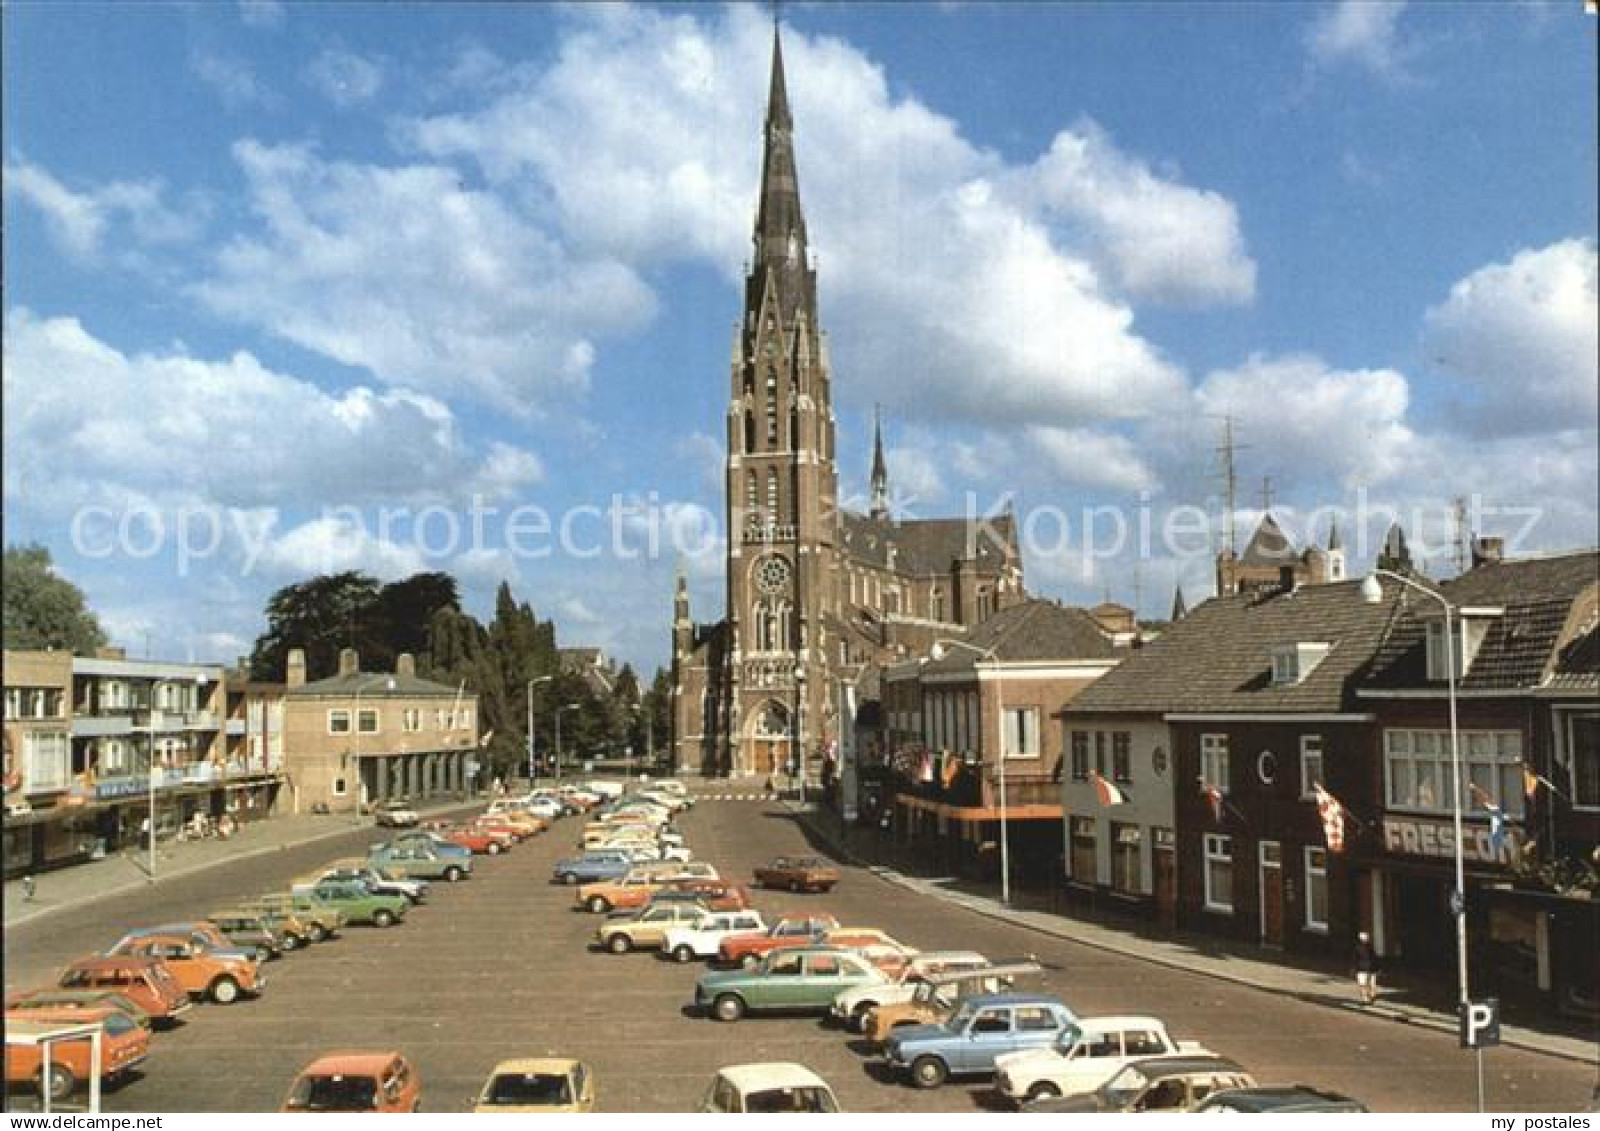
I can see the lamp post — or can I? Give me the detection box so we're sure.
[931,638,1010,906]
[554,703,580,781]
[1362,568,1481,1111]
[527,676,554,786]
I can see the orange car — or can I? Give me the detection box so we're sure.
[282,1052,421,1113]
[106,932,262,1004]
[4,1006,151,1101]
[717,913,842,967]
[56,957,192,1025]
[608,878,750,914]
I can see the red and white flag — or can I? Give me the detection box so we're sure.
[1200,781,1225,825]
[1314,783,1347,854]
[1090,771,1128,807]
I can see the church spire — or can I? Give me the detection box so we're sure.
[869,405,890,521]
[751,20,811,324]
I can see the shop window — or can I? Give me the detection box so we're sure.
[1384,728,1524,817]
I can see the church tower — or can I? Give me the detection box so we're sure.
[722,24,838,778]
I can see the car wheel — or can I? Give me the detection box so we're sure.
[444,866,463,883]
[280,933,300,952]
[563,872,580,886]
[255,945,272,962]
[712,993,745,1022]
[587,895,610,913]
[210,975,241,1004]
[1026,1082,1062,1104]
[739,952,761,970]
[910,1056,947,1089]
[672,944,696,964]
[39,1063,75,1101]
[307,922,329,943]
[607,933,632,954]
[851,1002,876,1031]
[373,908,396,928]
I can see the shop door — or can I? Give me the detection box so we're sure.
[1153,839,1177,927]
[1258,841,1284,946]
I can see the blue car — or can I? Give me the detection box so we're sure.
[552,849,635,885]
[886,993,1076,1089]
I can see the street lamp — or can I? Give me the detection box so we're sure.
[527,676,554,786]
[554,703,581,781]
[930,638,1011,906]
[1362,569,1482,1111]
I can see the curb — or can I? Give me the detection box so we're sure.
[788,804,1594,1068]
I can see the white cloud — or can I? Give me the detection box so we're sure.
[306,48,384,107]
[190,49,273,110]
[238,0,283,29]
[1306,1,1410,77]
[1,309,544,515]
[257,515,426,580]
[4,159,203,261]
[672,431,725,495]
[1423,239,1598,437]
[195,140,657,414]
[1023,425,1160,494]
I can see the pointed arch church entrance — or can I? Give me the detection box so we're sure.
[748,701,792,777]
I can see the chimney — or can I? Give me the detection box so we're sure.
[396,653,416,678]
[338,648,359,677]
[286,648,307,689]
[1471,536,1504,569]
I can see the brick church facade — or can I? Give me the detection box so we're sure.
[671,29,1025,780]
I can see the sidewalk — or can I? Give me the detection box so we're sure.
[786,801,1596,1067]
[4,798,478,930]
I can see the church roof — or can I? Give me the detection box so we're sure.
[839,511,1016,575]
[922,599,1118,675]
[1238,512,1299,566]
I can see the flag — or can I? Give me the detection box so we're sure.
[917,751,934,784]
[1523,763,1563,801]
[942,755,962,790]
[1200,780,1225,825]
[478,729,495,748]
[1090,770,1128,807]
[1468,782,1507,855]
[1313,783,1347,854]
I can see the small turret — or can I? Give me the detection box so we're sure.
[869,406,890,521]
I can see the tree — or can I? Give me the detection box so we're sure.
[371,572,460,662]
[249,572,382,681]
[2,545,108,653]
[641,667,672,767]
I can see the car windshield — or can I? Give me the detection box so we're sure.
[484,1073,572,1106]
[1054,1024,1083,1053]
[1101,1066,1150,1107]
[103,1012,136,1036]
[947,1000,980,1028]
[288,1075,379,1112]
[744,1086,839,1113]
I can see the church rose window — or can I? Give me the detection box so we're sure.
[756,556,791,595]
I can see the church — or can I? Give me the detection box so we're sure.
[671,28,1026,780]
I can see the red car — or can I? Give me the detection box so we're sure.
[435,826,510,855]
[470,816,531,843]
[717,913,841,968]
[609,879,750,914]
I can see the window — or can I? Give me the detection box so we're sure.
[402,709,421,733]
[1426,618,1488,681]
[1572,713,1600,809]
[970,1009,1011,1034]
[1070,816,1097,884]
[766,402,778,445]
[356,709,379,734]
[1304,846,1329,931]
[931,589,944,621]
[807,955,841,977]
[1003,707,1039,758]
[1112,732,1132,783]
[1094,731,1106,776]
[1300,734,1325,799]
[1125,1030,1166,1056]
[746,471,759,514]
[1271,646,1299,686]
[1201,734,1230,794]
[766,470,778,513]
[328,710,351,734]
[1384,729,1524,817]
[1111,822,1142,895]
[1070,731,1089,780]
[22,731,70,792]
[1016,1006,1058,1031]
[1203,833,1233,913]
[744,411,756,454]
[333,776,347,797]
[769,953,803,976]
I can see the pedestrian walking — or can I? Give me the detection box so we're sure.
[1353,931,1378,1005]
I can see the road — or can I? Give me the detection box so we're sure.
[4,792,1592,1112]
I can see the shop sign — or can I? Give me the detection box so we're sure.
[95,777,145,800]
[1382,816,1518,866]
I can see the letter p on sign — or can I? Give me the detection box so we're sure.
[1459,998,1500,1048]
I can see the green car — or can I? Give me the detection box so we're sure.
[247,893,345,943]
[297,878,409,927]
[368,842,472,883]
[693,946,888,1022]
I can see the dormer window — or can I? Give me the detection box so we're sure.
[1425,615,1493,681]
[1271,642,1331,686]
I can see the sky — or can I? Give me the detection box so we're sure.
[4,0,1596,676]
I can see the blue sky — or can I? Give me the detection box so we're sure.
[4,1,1596,675]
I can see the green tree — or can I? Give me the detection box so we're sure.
[2,545,108,653]
[372,572,460,662]
[249,571,382,681]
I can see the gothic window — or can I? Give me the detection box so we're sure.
[746,471,759,514]
[765,366,777,398]
[743,370,753,397]
[766,401,778,445]
[766,469,779,513]
[744,411,755,455]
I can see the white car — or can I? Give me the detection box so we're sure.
[993,1015,1207,1107]
[830,951,990,1031]
[584,779,626,800]
[698,1063,840,1113]
[662,910,768,964]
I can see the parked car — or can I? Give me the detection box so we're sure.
[310,859,430,903]
[372,799,419,828]
[752,855,841,893]
[583,779,626,800]
[885,993,1076,1088]
[369,842,471,884]
[6,989,152,1030]
[473,1058,595,1113]
[4,1006,151,1101]
[205,908,288,961]
[55,957,192,1025]
[595,902,716,954]
[863,961,1042,1046]
[577,871,674,913]
[1022,1055,1254,1113]
[105,933,263,1004]
[281,1052,421,1113]
[717,913,841,968]
[817,928,919,975]
[228,904,311,951]
[479,807,547,837]
[829,951,989,1031]
[662,910,769,964]
[387,829,472,860]
[993,1014,1207,1106]
[433,825,510,855]
[472,815,535,842]
[633,879,749,915]
[552,849,635,886]
[694,946,889,1022]
[117,921,256,963]
[295,879,409,927]
[1191,1085,1368,1113]
[248,893,345,943]
[697,1063,839,1113]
